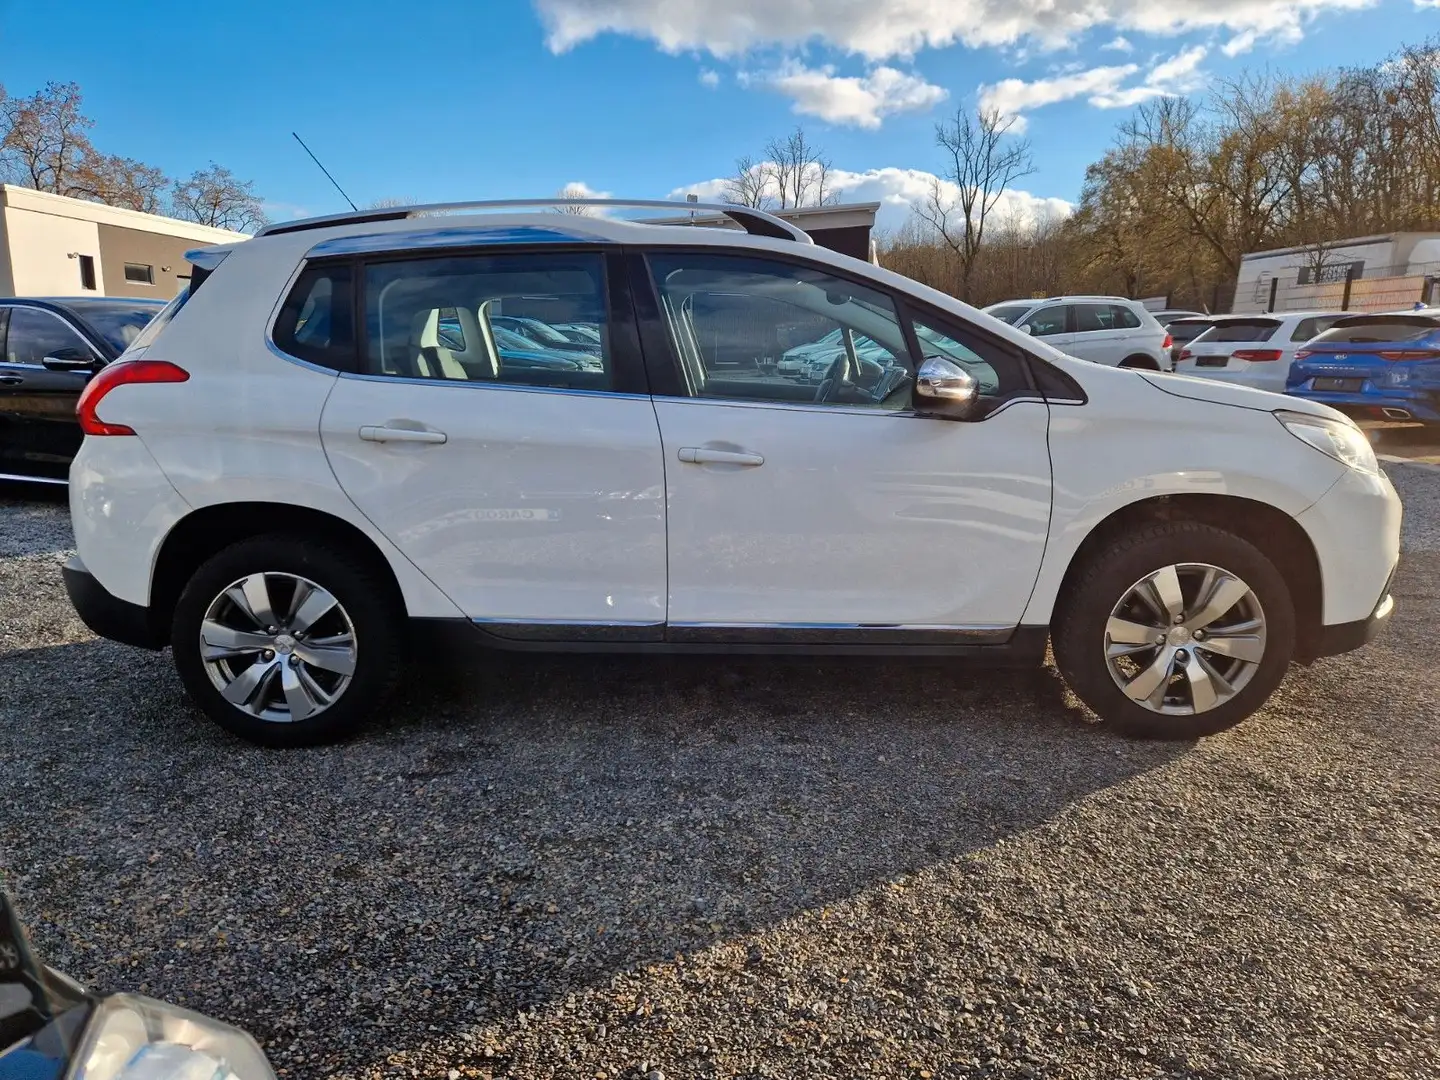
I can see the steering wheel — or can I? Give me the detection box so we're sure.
[815,352,853,403]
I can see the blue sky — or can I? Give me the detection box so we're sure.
[0,0,1433,230]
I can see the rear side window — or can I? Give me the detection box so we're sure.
[1072,303,1136,332]
[1193,318,1280,344]
[1312,316,1440,344]
[274,263,355,370]
[1290,316,1344,342]
[361,252,611,391]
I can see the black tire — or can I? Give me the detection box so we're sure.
[1053,521,1296,739]
[171,534,402,746]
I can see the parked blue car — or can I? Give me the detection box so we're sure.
[1286,310,1440,423]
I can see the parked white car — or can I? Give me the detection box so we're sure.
[62,199,1399,746]
[983,296,1172,370]
[1173,310,1351,394]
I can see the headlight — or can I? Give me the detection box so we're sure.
[70,995,275,1080]
[1276,410,1379,474]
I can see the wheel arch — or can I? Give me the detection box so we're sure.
[1119,354,1161,370]
[1047,494,1324,660]
[149,502,410,637]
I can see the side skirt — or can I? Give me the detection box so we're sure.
[409,618,1050,665]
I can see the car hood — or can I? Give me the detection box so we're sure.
[1138,370,1349,422]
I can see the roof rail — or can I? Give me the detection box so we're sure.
[254,198,815,245]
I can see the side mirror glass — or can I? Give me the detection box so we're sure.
[913,355,979,420]
[42,346,100,373]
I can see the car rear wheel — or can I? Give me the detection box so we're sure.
[1053,521,1296,739]
[171,535,401,746]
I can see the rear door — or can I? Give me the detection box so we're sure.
[316,247,669,634]
[0,306,102,481]
[1069,303,1129,365]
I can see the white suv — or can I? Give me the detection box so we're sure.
[62,199,1400,746]
[983,296,1171,370]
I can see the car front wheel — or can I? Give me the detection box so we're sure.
[171,535,401,746]
[1053,521,1296,739]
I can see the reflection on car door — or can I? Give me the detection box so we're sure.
[641,251,1052,637]
[313,250,670,632]
[0,306,101,481]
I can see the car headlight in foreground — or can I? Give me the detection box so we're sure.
[71,995,275,1080]
[1275,410,1379,474]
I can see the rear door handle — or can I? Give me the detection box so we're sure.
[0,376,22,386]
[678,447,764,467]
[359,424,448,444]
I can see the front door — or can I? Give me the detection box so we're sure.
[0,306,101,481]
[641,251,1052,637]
[313,249,668,629]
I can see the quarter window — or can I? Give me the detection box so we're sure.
[362,253,611,391]
[647,253,913,410]
[273,263,355,370]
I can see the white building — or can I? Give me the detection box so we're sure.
[1234,232,1440,312]
[0,185,247,299]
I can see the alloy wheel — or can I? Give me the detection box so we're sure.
[199,572,357,723]
[1103,562,1267,716]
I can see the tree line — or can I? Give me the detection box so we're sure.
[0,81,268,232]
[884,36,1440,310]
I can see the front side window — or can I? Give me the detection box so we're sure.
[1023,305,1068,337]
[647,253,912,410]
[4,308,94,366]
[363,253,610,391]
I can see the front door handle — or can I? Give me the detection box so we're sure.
[0,376,22,386]
[359,424,448,444]
[678,447,764,467]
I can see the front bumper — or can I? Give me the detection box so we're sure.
[62,556,163,650]
[1312,589,1395,659]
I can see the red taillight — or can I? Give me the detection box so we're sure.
[1162,332,1173,350]
[76,360,189,436]
[1179,348,1193,361]
[1294,349,1312,361]
[1231,349,1284,362]
[1378,349,1440,361]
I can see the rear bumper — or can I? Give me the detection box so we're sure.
[62,556,163,650]
[1288,388,1440,423]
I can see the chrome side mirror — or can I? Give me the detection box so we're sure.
[1021,323,1036,335]
[914,355,980,419]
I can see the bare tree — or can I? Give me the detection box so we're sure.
[763,126,834,208]
[724,154,772,207]
[913,107,1035,302]
[1,81,96,195]
[553,182,601,215]
[75,154,168,213]
[171,163,267,231]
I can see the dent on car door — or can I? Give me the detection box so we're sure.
[637,250,1053,638]
[0,307,101,480]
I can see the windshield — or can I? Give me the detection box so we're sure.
[1312,316,1440,343]
[70,302,166,353]
[984,304,1032,325]
[1191,318,1280,344]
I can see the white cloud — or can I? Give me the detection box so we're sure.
[1101,35,1133,51]
[535,0,1375,60]
[1221,28,1259,54]
[979,45,1208,122]
[749,61,947,128]
[698,68,720,87]
[557,180,613,199]
[667,165,1072,231]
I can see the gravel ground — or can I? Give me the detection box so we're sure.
[0,475,1436,1080]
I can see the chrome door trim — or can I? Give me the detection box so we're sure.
[0,472,66,486]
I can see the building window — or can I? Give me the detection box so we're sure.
[77,255,97,291]
[123,263,155,285]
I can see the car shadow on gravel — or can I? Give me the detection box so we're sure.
[0,640,1192,1071]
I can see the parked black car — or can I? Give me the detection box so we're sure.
[0,297,167,484]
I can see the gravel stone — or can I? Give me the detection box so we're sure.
[1,470,1437,1080]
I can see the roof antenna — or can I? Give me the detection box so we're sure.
[292,132,358,212]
